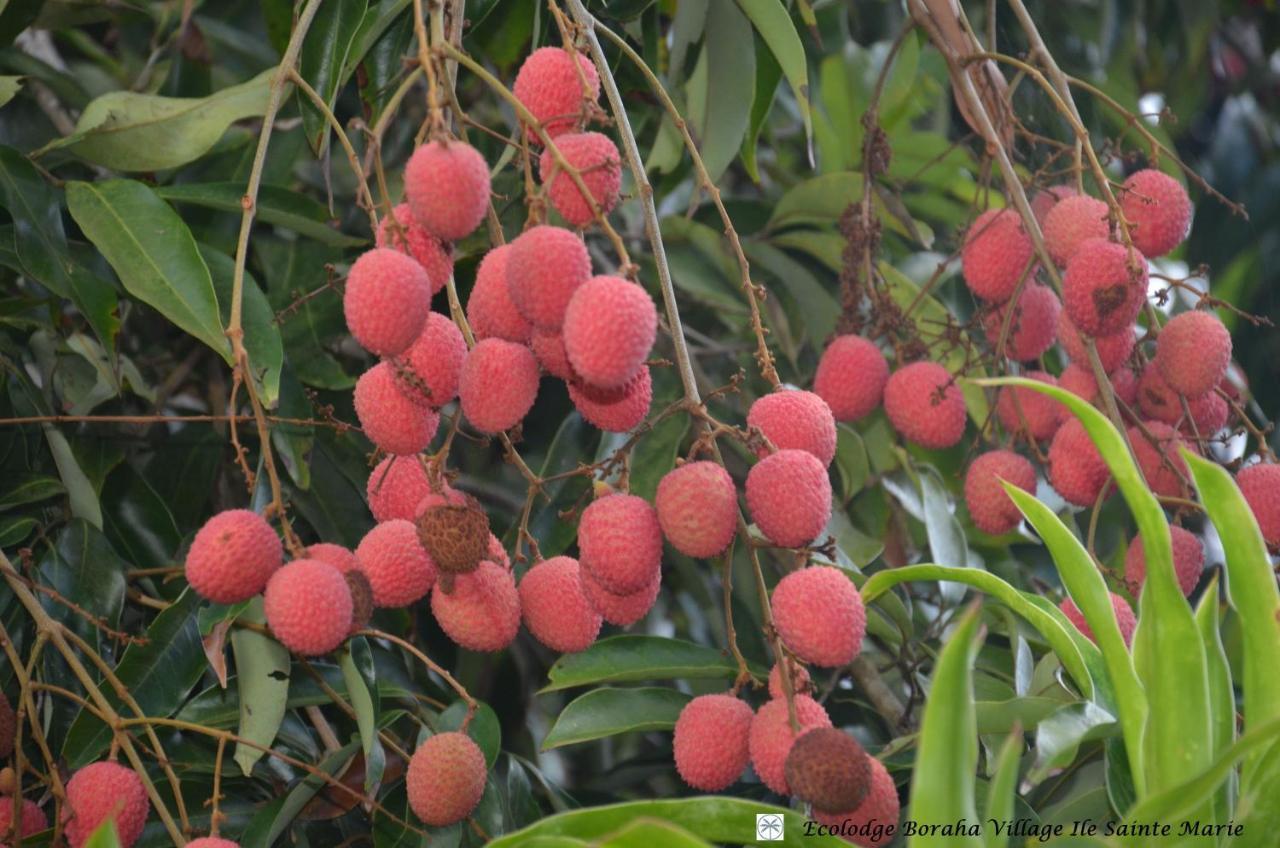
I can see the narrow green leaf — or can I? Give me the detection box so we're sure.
[0,74,22,108]
[340,638,386,795]
[232,597,291,775]
[542,687,689,750]
[983,728,1024,848]
[0,515,36,547]
[1195,577,1235,825]
[83,819,123,848]
[1028,701,1116,783]
[156,183,365,247]
[201,244,282,406]
[0,144,72,296]
[740,39,781,182]
[541,636,752,692]
[439,700,503,768]
[767,171,862,230]
[685,1,754,184]
[734,0,812,153]
[835,424,869,501]
[0,473,64,510]
[298,0,368,154]
[44,426,102,528]
[601,820,713,847]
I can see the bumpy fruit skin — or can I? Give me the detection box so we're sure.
[458,339,540,434]
[406,732,487,827]
[1031,183,1078,225]
[673,694,754,791]
[1129,422,1193,498]
[1181,388,1228,436]
[771,566,866,667]
[767,660,812,699]
[513,47,600,140]
[1111,366,1139,408]
[343,248,430,357]
[1237,463,1280,550]
[562,276,656,390]
[0,797,47,840]
[64,761,149,848]
[354,362,440,455]
[1059,363,1099,404]
[376,203,452,295]
[883,362,966,450]
[0,692,13,758]
[1120,169,1191,258]
[356,520,436,607]
[1043,195,1110,265]
[961,209,1033,302]
[1058,312,1135,373]
[579,566,660,626]
[306,543,359,574]
[506,226,591,330]
[539,132,622,227]
[185,509,282,604]
[1061,593,1136,647]
[1136,363,1183,425]
[567,368,651,432]
[982,282,1060,362]
[785,728,871,814]
[748,695,832,795]
[391,312,467,407]
[812,756,900,847]
[1155,310,1231,399]
[748,390,838,466]
[404,141,490,241]
[518,556,602,653]
[1125,525,1204,597]
[814,335,888,422]
[1048,418,1112,507]
[264,560,353,655]
[654,461,738,558]
[417,503,490,576]
[746,450,832,548]
[467,245,532,344]
[1062,239,1147,337]
[367,456,455,523]
[578,494,663,594]
[186,840,239,848]
[996,371,1063,442]
[430,560,521,651]
[532,330,575,379]
[964,450,1036,535]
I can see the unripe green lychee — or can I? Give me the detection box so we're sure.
[673,693,754,791]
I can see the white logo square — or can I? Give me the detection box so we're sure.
[756,812,785,841]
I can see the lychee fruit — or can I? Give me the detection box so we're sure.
[1060,592,1136,646]
[654,461,738,559]
[1048,417,1112,507]
[1129,421,1194,498]
[64,761,149,848]
[1043,194,1110,265]
[518,556,602,653]
[672,693,754,791]
[513,46,600,140]
[567,367,651,432]
[376,203,453,295]
[417,501,490,576]
[390,312,467,407]
[562,275,656,390]
[812,756,900,846]
[506,225,591,330]
[1181,388,1228,436]
[577,493,663,594]
[982,282,1061,362]
[458,339,540,434]
[767,660,813,699]
[367,456,458,523]
[814,335,888,422]
[0,796,46,841]
[746,449,832,548]
[1062,239,1147,337]
[747,390,838,466]
[1155,310,1231,399]
[1058,312,1135,373]
[1111,366,1140,408]
[343,248,431,357]
[770,565,866,667]
[1136,363,1184,426]
[1031,183,1078,225]
[306,543,359,575]
[540,132,622,227]
[355,520,436,607]
[186,839,240,848]
[883,362,966,450]
[467,245,532,344]
[185,509,282,605]
[580,566,660,626]
[1059,362,1099,405]
[1125,524,1204,597]
[964,450,1036,535]
[785,727,872,814]
[406,731,486,827]
[996,371,1063,442]
[531,329,575,379]
[1237,463,1280,550]
[263,559,353,655]
[960,208,1034,302]
[748,694,832,795]
[1120,169,1192,258]
[486,533,510,570]
[404,140,490,242]
[430,559,521,652]
[354,362,440,455]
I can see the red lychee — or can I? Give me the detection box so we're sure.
[1180,388,1228,436]
[1062,239,1147,337]
[1043,194,1110,265]
[354,361,440,455]
[376,202,452,295]
[567,367,651,433]
[673,694,754,791]
[960,208,1034,302]
[458,339,540,434]
[406,731,487,827]
[518,556,602,653]
[540,132,622,227]
[343,248,430,357]
[746,449,832,548]
[1155,310,1231,399]
[883,362,966,450]
[982,282,1060,362]
[0,796,46,841]
[812,756,900,847]
[996,371,1063,442]
[814,335,888,423]
[1125,524,1204,597]
[577,493,663,594]
[306,543,359,574]
[1059,363,1099,406]
[579,566,660,626]
[654,461,738,559]
[785,727,872,814]
[531,329,575,379]
[404,140,490,242]
[185,509,282,605]
[1048,417,1112,507]
[1237,463,1280,550]
[1129,421,1194,498]
[390,312,467,408]
[263,559,353,655]
[186,839,240,848]
[562,275,656,390]
[1120,169,1192,258]
[748,390,838,466]
[513,46,600,140]
[964,450,1036,535]
[1136,363,1184,426]
[64,761,149,848]
[1060,593,1136,646]
[506,225,591,330]
[1031,183,1078,225]
[467,245,532,344]
[355,520,437,607]
[767,660,813,699]
[430,559,521,652]
[1111,366,1139,408]
[367,456,458,523]
[771,565,866,667]
[747,695,832,795]
[1057,312,1135,373]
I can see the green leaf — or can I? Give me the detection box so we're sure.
[298,0,367,154]
[231,597,291,776]
[740,39,781,182]
[734,0,812,153]
[599,820,714,848]
[156,183,365,247]
[244,740,362,845]
[1028,701,1116,784]
[0,75,22,108]
[834,424,869,501]
[67,179,228,362]
[0,515,36,547]
[439,699,503,767]
[83,819,123,848]
[983,729,1024,848]
[37,519,126,641]
[684,1,754,184]
[908,602,983,848]
[767,172,862,230]
[541,636,752,692]
[0,473,64,510]
[743,240,838,344]
[0,144,73,296]
[1195,578,1235,825]
[341,638,386,795]
[541,687,689,750]
[201,244,282,406]
[42,67,277,171]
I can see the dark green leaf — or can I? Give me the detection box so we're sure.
[201,243,283,406]
[740,37,781,182]
[0,144,72,296]
[542,636,753,692]
[0,473,64,510]
[298,0,368,154]
[232,597,291,776]
[157,183,364,247]
[341,638,386,795]
[541,687,690,749]
[685,1,754,184]
[734,0,811,151]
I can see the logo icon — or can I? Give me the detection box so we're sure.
[756,812,784,841]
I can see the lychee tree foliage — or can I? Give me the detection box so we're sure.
[0,1,1279,847]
